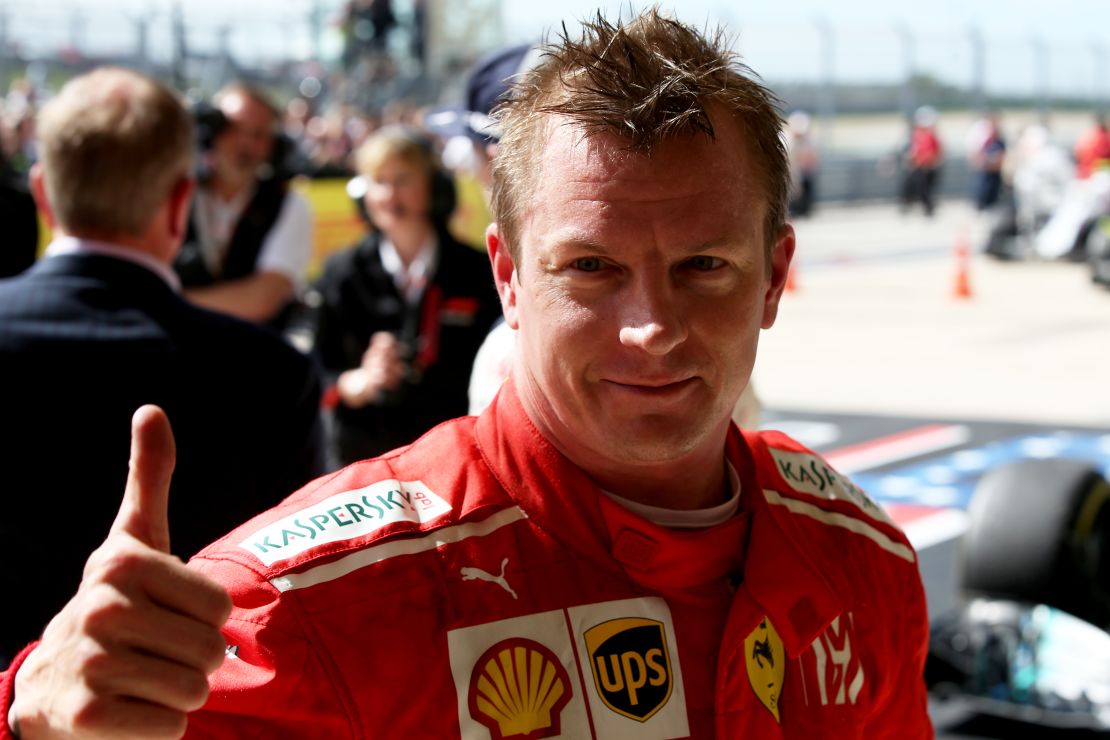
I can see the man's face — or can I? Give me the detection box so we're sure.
[491,112,793,478]
[212,92,275,187]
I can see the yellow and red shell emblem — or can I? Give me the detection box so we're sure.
[468,637,573,739]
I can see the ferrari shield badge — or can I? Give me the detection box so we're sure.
[745,616,785,723]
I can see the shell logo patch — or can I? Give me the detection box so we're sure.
[745,616,785,723]
[584,617,673,722]
[468,637,572,739]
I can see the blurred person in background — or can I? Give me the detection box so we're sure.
[0,147,37,277]
[1074,115,1110,180]
[967,111,1006,212]
[0,67,324,667]
[315,125,501,468]
[899,105,944,217]
[427,43,542,249]
[1035,115,1110,260]
[785,110,818,218]
[1011,123,1072,236]
[173,83,313,328]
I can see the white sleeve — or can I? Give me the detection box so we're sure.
[467,320,517,416]
[255,189,313,287]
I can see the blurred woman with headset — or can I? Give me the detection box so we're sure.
[314,126,502,469]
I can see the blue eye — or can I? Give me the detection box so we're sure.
[687,255,723,271]
[572,257,604,272]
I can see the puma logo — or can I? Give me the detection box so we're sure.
[461,557,518,600]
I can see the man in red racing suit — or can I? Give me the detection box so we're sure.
[2,11,933,738]
[186,380,929,738]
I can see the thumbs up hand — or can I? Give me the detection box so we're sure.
[10,406,232,739]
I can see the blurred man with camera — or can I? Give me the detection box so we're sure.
[173,83,312,326]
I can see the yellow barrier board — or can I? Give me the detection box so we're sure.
[292,177,366,279]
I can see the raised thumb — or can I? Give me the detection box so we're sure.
[110,404,176,553]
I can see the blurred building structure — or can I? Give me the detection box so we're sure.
[0,2,1105,208]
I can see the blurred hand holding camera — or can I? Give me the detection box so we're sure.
[336,331,405,408]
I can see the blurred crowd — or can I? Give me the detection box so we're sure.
[1,53,1109,466]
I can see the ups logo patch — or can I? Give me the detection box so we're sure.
[584,617,673,722]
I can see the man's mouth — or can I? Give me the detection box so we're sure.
[602,377,698,398]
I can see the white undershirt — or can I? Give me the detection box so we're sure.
[379,235,439,306]
[603,463,742,529]
[191,186,313,288]
[192,186,253,276]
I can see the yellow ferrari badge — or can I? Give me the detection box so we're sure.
[744,616,785,723]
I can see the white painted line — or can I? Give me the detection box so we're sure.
[824,424,971,474]
[902,508,969,551]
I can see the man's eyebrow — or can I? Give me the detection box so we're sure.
[546,237,614,256]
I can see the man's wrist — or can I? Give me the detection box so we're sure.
[2,643,38,740]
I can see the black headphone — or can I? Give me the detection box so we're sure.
[348,126,457,229]
[191,101,229,153]
[399,126,457,227]
[190,99,293,183]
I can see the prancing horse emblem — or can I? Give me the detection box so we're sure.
[752,636,774,669]
[461,557,518,599]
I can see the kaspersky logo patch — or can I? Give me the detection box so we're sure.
[745,616,785,723]
[584,617,672,722]
[468,638,572,739]
[238,479,451,566]
[768,448,895,528]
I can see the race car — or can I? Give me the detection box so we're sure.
[927,458,1110,733]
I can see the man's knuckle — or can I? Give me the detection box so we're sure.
[179,671,211,710]
[81,589,131,634]
[89,543,148,584]
[192,629,226,671]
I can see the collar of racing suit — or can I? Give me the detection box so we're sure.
[475,377,846,660]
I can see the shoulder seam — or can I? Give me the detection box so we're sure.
[762,488,915,564]
[269,505,528,592]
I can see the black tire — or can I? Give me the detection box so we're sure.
[1087,218,1110,286]
[961,458,1110,627]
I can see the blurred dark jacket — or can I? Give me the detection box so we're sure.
[0,252,325,665]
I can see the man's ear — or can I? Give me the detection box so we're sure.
[167,177,195,243]
[28,163,56,231]
[761,223,796,330]
[486,221,519,330]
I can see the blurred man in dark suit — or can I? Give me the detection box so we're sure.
[0,149,37,277]
[0,67,325,665]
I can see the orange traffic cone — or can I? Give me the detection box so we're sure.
[952,233,972,300]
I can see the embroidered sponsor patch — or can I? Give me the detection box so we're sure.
[769,448,895,527]
[468,637,573,739]
[238,479,451,566]
[801,613,865,708]
[569,598,689,738]
[583,617,673,722]
[745,616,785,723]
[448,609,593,738]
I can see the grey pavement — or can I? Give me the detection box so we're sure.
[754,199,1110,428]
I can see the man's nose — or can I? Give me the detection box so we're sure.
[617,275,687,355]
